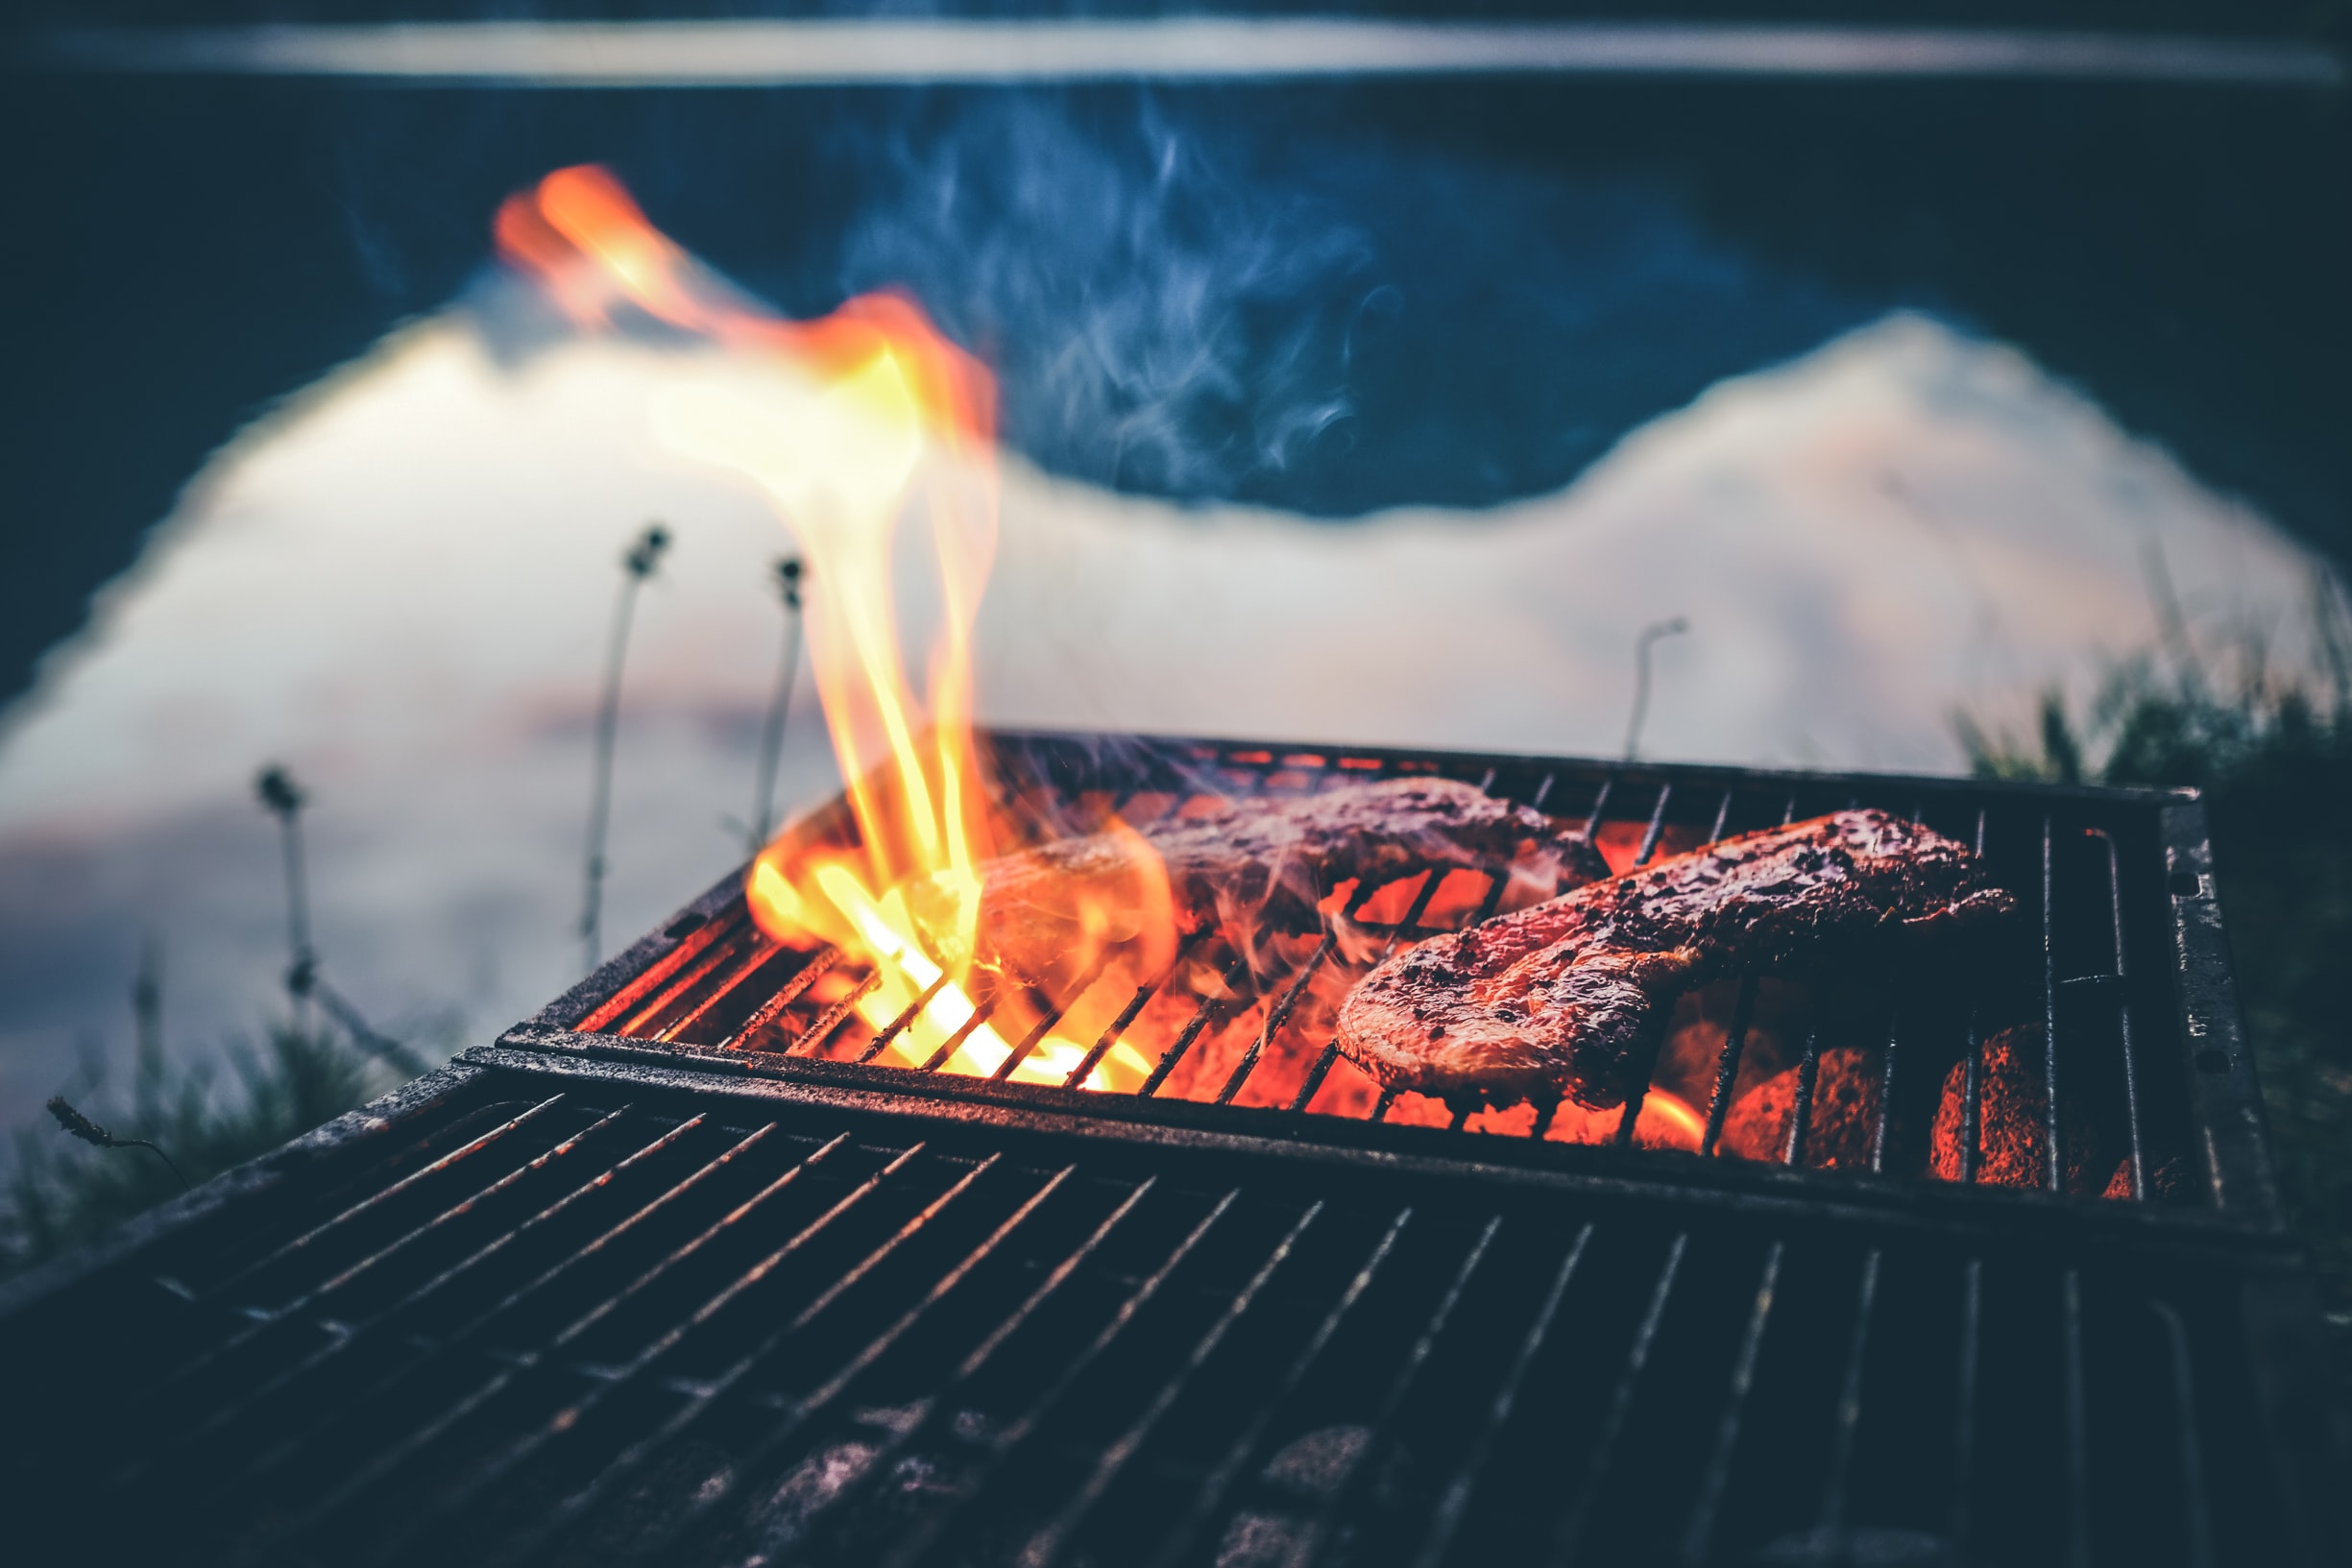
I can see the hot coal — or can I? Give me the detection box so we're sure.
[1335,809,2014,1109]
[1928,1025,2102,1193]
[1720,1047,1883,1170]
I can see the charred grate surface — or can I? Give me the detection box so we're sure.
[0,1060,2337,1567]
[533,734,2267,1218]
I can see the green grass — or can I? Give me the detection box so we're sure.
[2,1024,394,1273]
[1961,664,2352,1320]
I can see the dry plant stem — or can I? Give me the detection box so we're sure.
[46,1096,188,1191]
[581,524,669,972]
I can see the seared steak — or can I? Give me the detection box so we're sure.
[1336,809,2015,1109]
[915,776,1607,980]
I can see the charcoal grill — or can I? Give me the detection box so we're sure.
[2,732,2342,1567]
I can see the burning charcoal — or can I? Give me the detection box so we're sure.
[2104,1153,2195,1203]
[1719,1047,1883,1170]
[1928,1025,2102,1193]
[910,776,1605,985]
[1337,810,2014,1109]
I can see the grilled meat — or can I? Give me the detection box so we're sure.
[915,776,1608,981]
[1336,809,2015,1109]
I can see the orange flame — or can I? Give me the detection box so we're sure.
[501,165,1156,1088]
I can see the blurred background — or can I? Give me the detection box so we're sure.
[1,2,2345,1326]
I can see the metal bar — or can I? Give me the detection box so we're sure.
[2061,1268,2091,1568]
[718,944,841,1049]
[573,905,745,1032]
[1949,1257,1983,1550]
[1139,950,1252,1097]
[859,969,950,1064]
[1784,1024,1823,1167]
[652,933,784,1041]
[730,1174,1164,1557]
[993,949,1114,1081]
[1679,1241,1786,1565]
[918,986,1001,1073]
[1413,1224,1597,1568]
[272,1121,817,1538]
[618,927,759,1037]
[1143,1207,1417,1568]
[1699,976,1760,1159]
[1531,771,1556,809]
[233,1113,719,1486]
[1547,1232,1690,1562]
[1578,777,1614,843]
[1290,866,1449,1111]
[131,1104,638,1478]
[519,1158,1064,1566]
[790,970,883,1057]
[1707,787,1733,845]
[1961,810,1988,1183]
[1468,866,1511,927]
[1371,1085,1400,1122]
[1610,786,1678,1146]
[1017,1199,1326,1568]
[205,1094,567,1301]
[358,1142,948,1564]
[2044,813,2064,1192]
[2150,1301,2218,1568]
[876,1188,1245,1568]
[1872,1007,1900,1173]
[1294,1215,1503,1568]
[1216,923,1346,1105]
[1063,930,1208,1088]
[2086,828,2147,1198]
[1817,1248,1883,1529]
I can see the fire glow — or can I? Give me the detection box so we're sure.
[499,164,1156,1089]
[499,166,1697,1141]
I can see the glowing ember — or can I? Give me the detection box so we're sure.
[500,164,1151,1089]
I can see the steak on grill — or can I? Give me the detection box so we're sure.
[1335,809,2016,1109]
[913,776,1609,981]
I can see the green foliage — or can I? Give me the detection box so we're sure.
[1960,662,2352,1317]
[2,1024,387,1274]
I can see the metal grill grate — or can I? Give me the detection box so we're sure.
[1,1056,2334,1566]
[529,734,2257,1214]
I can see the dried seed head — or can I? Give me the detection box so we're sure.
[47,1096,117,1148]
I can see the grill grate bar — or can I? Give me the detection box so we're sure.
[1679,1240,1787,1565]
[269,1120,809,1543]
[1961,810,1990,1183]
[1784,1021,1825,1167]
[2043,815,2064,1193]
[1612,784,1678,1146]
[2152,1301,2219,1568]
[1414,1223,1596,1568]
[794,971,883,1057]
[219,1110,705,1480]
[208,1094,568,1301]
[620,929,760,1038]
[994,951,1115,1082]
[859,969,952,1064]
[721,945,841,1049]
[877,1187,1247,1568]
[2087,828,2148,1198]
[1217,930,1338,1104]
[1145,1207,1417,1568]
[1699,977,1760,1159]
[1140,949,1253,1098]
[1872,1008,1902,1173]
[1296,1213,1504,1568]
[1950,1256,1984,1549]
[1291,865,1446,1113]
[361,1138,930,1564]
[1019,1199,1327,1568]
[2061,1268,2092,1568]
[919,985,1002,1072]
[577,908,746,1033]
[1548,1232,1690,1560]
[521,1158,1062,1566]
[651,931,779,1042]
[1065,932,1208,1089]
[749,1174,1164,1559]
[1817,1248,1884,1530]
[1578,778,1614,843]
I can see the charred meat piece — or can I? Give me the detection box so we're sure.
[918,777,1608,981]
[1720,1047,1883,1170]
[1337,810,2015,1109]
